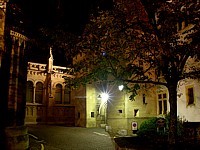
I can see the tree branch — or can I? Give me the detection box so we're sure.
[123,79,167,86]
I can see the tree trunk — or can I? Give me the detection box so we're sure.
[168,81,178,148]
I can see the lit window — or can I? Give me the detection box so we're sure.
[55,84,62,104]
[118,110,122,113]
[158,92,168,115]
[91,112,95,118]
[134,109,139,117]
[186,86,195,106]
[35,82,43,104]
[26,81,33,103]
[143,94,147,104]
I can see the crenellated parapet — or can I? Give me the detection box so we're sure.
[10,30,28,41]
[27,70,47,77]
[52,73,66,79]
[27,62,74,78]
[9,30,28,49]
[28,62,47,71]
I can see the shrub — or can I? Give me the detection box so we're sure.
[136,117,159,139]
[137,113,184,142]
[165,113,184,138]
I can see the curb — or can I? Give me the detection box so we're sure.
[29,133,44,150]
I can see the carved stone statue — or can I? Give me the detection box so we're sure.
[48,47,54,73]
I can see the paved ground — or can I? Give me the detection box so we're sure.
[28,125,115,150]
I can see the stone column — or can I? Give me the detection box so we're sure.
[0,0,8,149]
[0,0,6,63]
[33,85,36,103]
[4,30,29,150]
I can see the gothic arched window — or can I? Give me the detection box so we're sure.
[26,81,33,103]
[64,85,70,104]
[55,84,62,104]
[35,82,43,104]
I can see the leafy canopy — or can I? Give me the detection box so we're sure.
[69,0,200,92]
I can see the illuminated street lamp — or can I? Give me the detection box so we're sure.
[101,93,109,102]
[118,85,124,91]
[98,92,109,114]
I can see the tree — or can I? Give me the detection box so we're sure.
[68,0,200,147]
[140,0,200,146]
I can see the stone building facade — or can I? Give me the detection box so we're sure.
[84,73,200,136]
[25,48,86,127]
[83,82,159,135]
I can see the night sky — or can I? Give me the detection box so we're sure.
[8,0,113,66]
[8,0,155,66]
[12,0,113,34]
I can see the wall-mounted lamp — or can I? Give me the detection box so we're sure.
[98,92,109,115]
[101,93,109,103]
[118,85,124,91]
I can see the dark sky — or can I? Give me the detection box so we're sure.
[8,0,113,66]
[13,0,113,33]
[13,0,92,33]
[9,0,93,66]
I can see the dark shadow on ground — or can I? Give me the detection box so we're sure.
[114,136,200,150]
